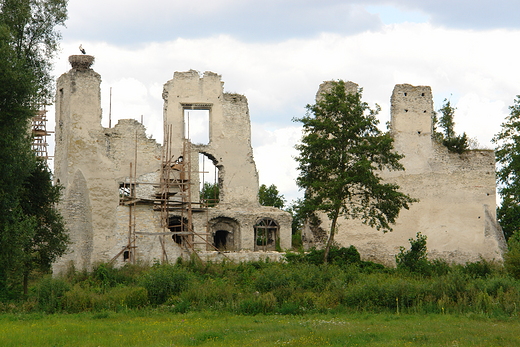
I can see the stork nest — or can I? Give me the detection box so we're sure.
[69,55,95,70]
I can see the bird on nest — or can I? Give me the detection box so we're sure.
[79,44,86,54]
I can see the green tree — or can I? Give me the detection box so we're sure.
[492,96,520,241]
[0,0,68,298]
[200,182,219,207]
[504,231,520,279]
[395,232,429,273]
[294,80,416,261]
[19,161,69,294]
[258,184,285,209]
[1,0,68,104]
[433,99,469,154]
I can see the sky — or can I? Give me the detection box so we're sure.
[48,0,520,204]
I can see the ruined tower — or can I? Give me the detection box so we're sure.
[390,84,434,173]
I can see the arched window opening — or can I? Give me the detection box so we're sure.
[199,152,220,207]
[254,218,279,251]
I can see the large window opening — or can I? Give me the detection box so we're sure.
[254,218,279,251]
[184,109,209,145]
[168,215,189,244]
[199,153,220,207]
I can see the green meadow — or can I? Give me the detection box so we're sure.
[2,245,520,346]
[1,311,519,346]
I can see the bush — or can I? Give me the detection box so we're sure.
[62,285,148,312]
[463,259,494,278]
[139,264,192,305]
[33,276,70,313]
[236,292,277,315]
[63,284,100,312]
[179,277,236,311]
[396,232,430,274]
[505,232,520,279]
[92,263,147,289]
[285,245,363,266]
[104,286,148,309]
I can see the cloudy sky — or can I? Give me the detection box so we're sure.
[49,0,520,204]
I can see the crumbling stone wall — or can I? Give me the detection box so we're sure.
[162,70,259,206]
[304,82,506,265]
[53,57,291,272]
[162,70,292,251]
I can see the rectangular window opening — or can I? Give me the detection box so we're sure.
[184,109,210,145]
[199,153,220,207]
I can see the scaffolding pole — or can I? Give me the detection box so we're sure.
[31,109,53,162]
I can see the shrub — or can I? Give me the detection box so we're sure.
[463,259,494,278]
[139,264,192,305]
[33,276,70,313]
[104,286,148,309]
[285,245,363,266]
[253,264,291,292]
[63,285,148,312]
[179,277,236,310]
[92,262,148,289]
[396,232,430,274]
[63,284,100,312]
[505,232,520,279]
[236,292,277,315]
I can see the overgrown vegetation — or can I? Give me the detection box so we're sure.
[433,99,469,153]
[1,240,517,318]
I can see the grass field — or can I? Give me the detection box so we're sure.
[0,312,519,346]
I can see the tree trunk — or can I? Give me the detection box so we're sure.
[323,211,339,263]
[23,272,29,296]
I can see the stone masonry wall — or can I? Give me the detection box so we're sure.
[53,58,291,272]
[305,82,506,266]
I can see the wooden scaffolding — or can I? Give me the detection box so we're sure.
[31,109,53,162]
[113,125,219,264]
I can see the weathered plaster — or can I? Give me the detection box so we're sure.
[304,82,506,265]
[53,57,291,272]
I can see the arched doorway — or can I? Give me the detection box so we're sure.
[254,218,279,251]
[209,217,239,251]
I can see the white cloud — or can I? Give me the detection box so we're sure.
[252,125,302,203]
[50,20,520,203]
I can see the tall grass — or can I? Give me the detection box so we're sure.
[3,247,519,318]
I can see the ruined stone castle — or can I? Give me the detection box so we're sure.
[303,81,507,265]
[53,55,506,271]
[52,55,292,272]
